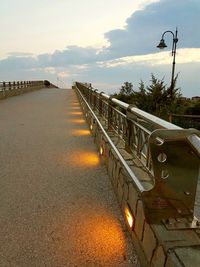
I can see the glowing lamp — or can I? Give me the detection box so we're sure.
[100,146,103,155]
[125,206,134,228]
[90,124,93,130]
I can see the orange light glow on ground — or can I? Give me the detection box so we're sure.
[68,151,100,167]
[71,106,81,110]
[125,207,134,228]
[69,119,85,124]
[69,111,82,115]
[71,129,90,136]
[52,205,129,266]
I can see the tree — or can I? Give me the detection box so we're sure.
[112,74,181,120]
[113,82,136,104]
[134,81,148,111]
[166,74,181,102]
[119,82,134,96]
[185,100,200,115]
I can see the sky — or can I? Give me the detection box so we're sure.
[0,0,200,97]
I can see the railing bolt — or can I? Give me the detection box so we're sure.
[196,221,200,227]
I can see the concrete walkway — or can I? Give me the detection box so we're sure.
[0,89,140,267]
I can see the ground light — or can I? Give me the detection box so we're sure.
[69,111,82,115]
[100,146,103,155]
[72,129,90,136]
[70,119,85,124]
[125,205,134,228]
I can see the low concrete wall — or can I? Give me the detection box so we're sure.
[0,85,44,100]
[77,91,200,267]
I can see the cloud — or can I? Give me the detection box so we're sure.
[0,0,199,97]
[103,0,200,58]
[7,52,34,57]
[0,56,38,71]
[98,48,200,68]
[1,0,199,70]
[38,46,99,67]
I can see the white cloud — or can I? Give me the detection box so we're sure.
[0,0,199,97]
[44,67,56,75]
[104,0,200,58]
[98,48,200,68]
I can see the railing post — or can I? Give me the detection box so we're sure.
[88,86,92,106]
[93,89,98,112]
[107,97,113,131]
[168,113,172,122]
[125,105,137,153]
[142,128,200,225]
[99,92,104,117]
[124,119,132,153]
[3,81,6,91]
[2,81,6,98]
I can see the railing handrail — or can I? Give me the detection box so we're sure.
[0,80,57,92]
[88,84,181,130]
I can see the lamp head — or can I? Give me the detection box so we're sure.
[157,39,167,49]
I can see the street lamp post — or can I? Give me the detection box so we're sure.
[157,28,178,100]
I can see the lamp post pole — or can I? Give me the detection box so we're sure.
[157,28,178,101]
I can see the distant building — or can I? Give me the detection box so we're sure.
[192,96,200,101]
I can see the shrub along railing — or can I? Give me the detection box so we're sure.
[0,80,56,99]
[75,82,200,227]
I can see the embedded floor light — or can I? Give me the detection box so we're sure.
[100,146,103,155]
[125,206,134,228]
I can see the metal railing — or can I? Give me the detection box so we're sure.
[168,113,200,130]
[0,80,44,92]
[0,80,57,99]
[75,82,181,172]
[75,82,200,227]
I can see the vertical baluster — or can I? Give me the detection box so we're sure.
[3,81,6,92]
[107,97,113,131]
[125,118,132,153]
[99,93,103,117]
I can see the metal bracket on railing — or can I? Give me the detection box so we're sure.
[142,129,200,227]
[126,104,138,121]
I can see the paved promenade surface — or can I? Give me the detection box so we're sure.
[0,89,140,267]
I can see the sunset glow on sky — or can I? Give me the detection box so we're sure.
[0,0,199,96]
